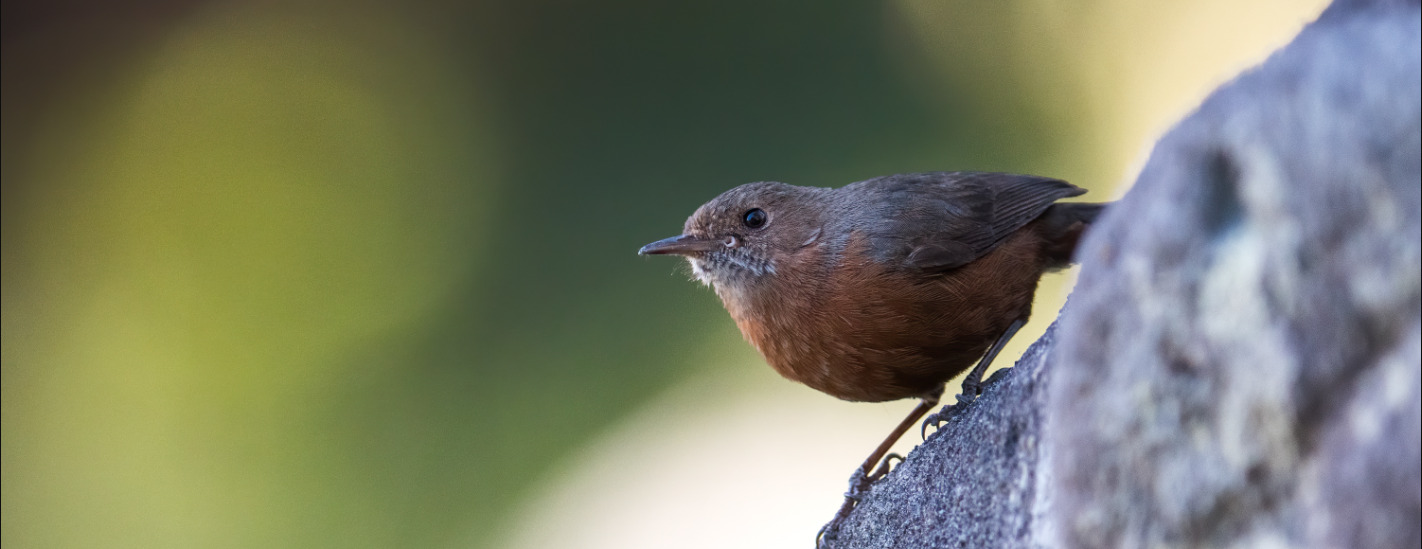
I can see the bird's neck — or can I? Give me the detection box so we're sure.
[712,244,835,372]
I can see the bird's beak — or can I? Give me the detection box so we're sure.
[638,234,720,256]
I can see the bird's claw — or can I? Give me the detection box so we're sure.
[920,399,968,439]
[869,453,904,482]
[816,521,838,549]
[923,367,1015,439]
[843,467,874,501]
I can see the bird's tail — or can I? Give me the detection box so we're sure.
[1037,202,1110,270]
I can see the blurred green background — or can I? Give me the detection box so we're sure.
[2,1,1324,547]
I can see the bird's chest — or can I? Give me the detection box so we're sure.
[714,236,1041,402]
[720,280,844,391]
[718,260,979,400]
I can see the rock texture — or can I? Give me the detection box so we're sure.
[826,0,1421,547]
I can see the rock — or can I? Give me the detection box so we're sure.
[825,0,1421,547]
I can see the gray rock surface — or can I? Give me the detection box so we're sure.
[826,0,1421,547]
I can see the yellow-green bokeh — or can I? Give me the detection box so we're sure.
[5,2,488,547]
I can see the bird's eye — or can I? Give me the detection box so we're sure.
[743,208,767,229]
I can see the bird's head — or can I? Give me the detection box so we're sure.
[639,181,827,292]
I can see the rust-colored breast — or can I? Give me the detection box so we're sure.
[724,226,1051,402]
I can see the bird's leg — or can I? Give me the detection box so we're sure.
[960,317,1026,398]
[921,317,1027,438]
[817,390,941,548]
[820,318,1028,545]
[861,391,940,481]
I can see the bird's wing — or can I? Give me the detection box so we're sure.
[855,172,1086,272]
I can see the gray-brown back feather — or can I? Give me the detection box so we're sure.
[831,171,1086,272]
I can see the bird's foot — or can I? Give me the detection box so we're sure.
[817,458,897,549]
[961,380,983,399]
[868,453,903,482]
[815,514,842,549]
[920,400,968,439]
[923,367,1014,439]
[815,474,861,548]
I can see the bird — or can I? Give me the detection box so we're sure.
[638,171,1105,543]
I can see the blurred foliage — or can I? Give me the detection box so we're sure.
[2,0,1322,548]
